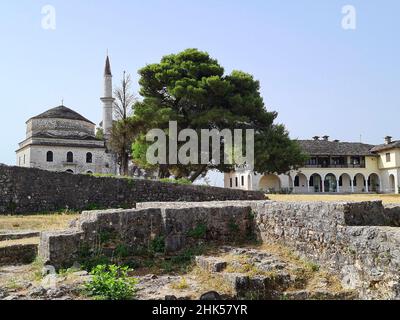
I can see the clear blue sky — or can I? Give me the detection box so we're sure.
[1,0,399,168]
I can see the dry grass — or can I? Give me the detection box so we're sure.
[170,277,190,290]
[258,243,344,293]
[0,237,40,248]
[190,267,235,296]
[268,194,400,204]
[0,213,80,232]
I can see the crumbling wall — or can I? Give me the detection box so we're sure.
[38,200,400,299]
[39,205,253,269]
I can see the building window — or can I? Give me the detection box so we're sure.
[353,177,357,187]
[23,155,26,165]
[66,169,74,174]
[241,176,245,186]
[309,176,314,187]
[87,171,93,174]
[294,176,300,187]
[235,177,238,187]
[86,152,93,163]
[46,151,53,162]
[386,153,391,163]
[339,176,343,187]
[67,152,74,163]
[230,178,233,188]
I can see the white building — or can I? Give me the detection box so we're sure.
[16,56,117,175]
[225,136,400,194]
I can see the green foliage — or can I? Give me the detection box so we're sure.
[159,178,192,185]
[187,223,207,239]
[228,220,240,234]
[85,265,138,300]
[130,48,307,181]
[115,244,130,258]
[95,127,104,140]
[305,262,320,273]
[99,231,117,244]
[85,203,106,211]
[78,244,111,271]
[31,257,45,281]
[150,236,165,253]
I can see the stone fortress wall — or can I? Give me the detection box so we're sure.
[0,164,264,214]
[40,200,400,299]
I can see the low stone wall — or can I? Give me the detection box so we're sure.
[0,244,38,266]
[0,164,264,214]
[248,201,400,300]
[38,200,400,299]
[39,205,253,269]
[139,200,400,299]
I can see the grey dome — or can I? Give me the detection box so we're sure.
[31,106,95,125]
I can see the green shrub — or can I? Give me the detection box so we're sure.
[187,223,207,239]
[150,236,165,253]
[85,265,138,300]
[159,178,192,185]
[115,244,130,258]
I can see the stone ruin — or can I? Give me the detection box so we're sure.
[38,200,400,300]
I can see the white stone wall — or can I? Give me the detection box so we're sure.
[17,144,116,175]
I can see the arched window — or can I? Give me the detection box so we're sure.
[66,169,74,174]
[86,171,93,174]
[46,151,53,162]
[67,152,74,163]
[86,152,93,163]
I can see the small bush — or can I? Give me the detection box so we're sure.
[85,265,138,300]
[115,244,130,258]
[187,223,207,239]
[151,236,166,253]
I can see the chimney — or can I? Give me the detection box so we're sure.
[322,135,329,141]
[385,136,393,145]
[313,136,320,141]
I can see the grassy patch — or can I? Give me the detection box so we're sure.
[170,277,190,290]
[0,237,39,248]
[0,213,79,232]
[190,267,234,297]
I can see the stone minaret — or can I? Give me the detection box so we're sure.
[101,55,115,141]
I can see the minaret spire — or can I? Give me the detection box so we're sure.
[104,55,112,76]
[101,54,115,141]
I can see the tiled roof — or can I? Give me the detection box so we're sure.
[30,106,95,125]
[370,141,400,153]
[297,140,376,156]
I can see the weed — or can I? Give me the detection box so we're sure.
[171,277,190,290]
[85,265,138,300]
[187,223,207,239]
[150,236,165,254]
